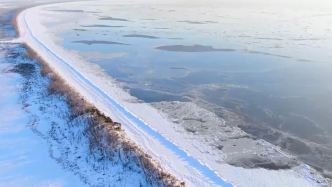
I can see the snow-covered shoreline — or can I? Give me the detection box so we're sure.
[1,42,182,187]
[14,2,328,187]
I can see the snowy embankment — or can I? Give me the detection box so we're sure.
[15,2,325,187]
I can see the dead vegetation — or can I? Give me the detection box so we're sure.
[22,42,185,187]
[10,10,20,36]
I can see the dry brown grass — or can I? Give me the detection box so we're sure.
[22,42,184,187]
[10,7,28,36]
[11,11,20,36]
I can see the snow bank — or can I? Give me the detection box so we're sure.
[16,2,325,186]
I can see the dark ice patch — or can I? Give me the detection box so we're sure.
[73,29,88,31]
[169,67,189,70]
[51,9,84,12]
[226,154,297,170]
[178,20,218,24]
[99,17,129,21]
[292,38,325,41]
[204,21,218,23]
[244,50,292,58]
[280,137,313,155]
[81,25,125,28]
[255,37,283,41]
[178,20,205,24]
[72,40,129,45]
[123,34,159,39]
[155,45,235,52]
[129,88,189,103]
[167,38,183,40]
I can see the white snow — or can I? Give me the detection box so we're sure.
[14,1,327,186]
[0,57,86,187]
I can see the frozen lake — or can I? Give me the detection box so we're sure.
[22,0,332,185]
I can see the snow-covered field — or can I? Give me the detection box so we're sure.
[0,47,87,187]
[10,1,330,186]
